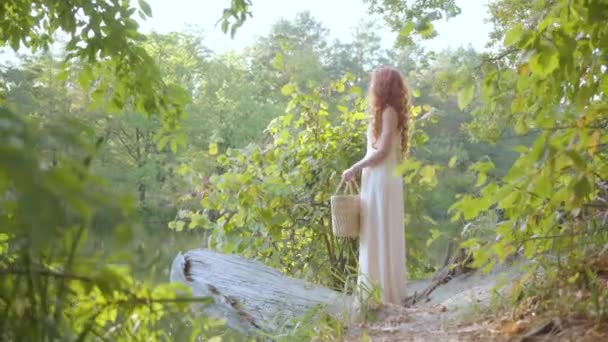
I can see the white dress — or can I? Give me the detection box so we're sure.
[357,123,406,304]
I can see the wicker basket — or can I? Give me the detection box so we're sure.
[330,180,361,238]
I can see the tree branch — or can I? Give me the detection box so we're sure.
[111,127,139,163]
[480,48,518,67]
[0,268,93,282]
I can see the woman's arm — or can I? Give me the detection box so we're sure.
[342,107,398,181]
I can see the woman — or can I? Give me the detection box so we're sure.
[342,66,410,305]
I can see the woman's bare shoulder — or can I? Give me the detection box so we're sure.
[382,106,399,127]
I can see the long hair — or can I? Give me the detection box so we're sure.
[368,66,411,157]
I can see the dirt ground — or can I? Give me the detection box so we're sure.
[342,267,512,341]
[343,304,502,342]
[341,265,608,341]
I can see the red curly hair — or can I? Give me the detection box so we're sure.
[368,66,411,157]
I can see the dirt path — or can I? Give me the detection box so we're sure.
[343,304,501,342]
[338,260,608,342]
[342,265,521,341]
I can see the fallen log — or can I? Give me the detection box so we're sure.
[170,249,350,335]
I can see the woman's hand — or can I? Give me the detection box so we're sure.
[342,167,357,183]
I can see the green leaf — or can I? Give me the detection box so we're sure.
[533,175,552,198]
[588,130,600,155]
[399,22,416,37]
[166,84,190,105]
[565,150,587,170]
[471,160,495,173]
[567,272,579,284]
[495,242,515,263]
[77,67,93,88]
[56,69,70,81]
[0,233,8,254]
[415,19,434,38]
[460,238,480,249]
[177,164,191,176]
[482,258,496,274]
[349,86,362,95]
[514,117,529,134]
[512,145,528,154]
[476,173,487,187]
[411,105,422,117]
[281,83,296,96]
[529,47,559,77]
[157,136,170,151]
[9,35,19,51]
[138,0,153,17]
[174,220,185,232]
[272,53,284,70]
[504,23,524,47]
[230,23,239,38]
[448,156,457,168]
[208,143,219,156]
[426,228,441,247]
[573,176,591,198]
[498,190,518,209]
[420,165,437,186]
[458,84,475,110]
[334,81,345,93]
[174,132,188,149]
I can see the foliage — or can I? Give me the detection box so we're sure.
[0,0,189,138]
[327,20,393,85]
[189,51,283,150]
[211,0,608,327]
[175,74,367,289]
[165,11,531,287]
[265,305,345,341]
[246,11,331,99]
[448,0,608,276]
[173,68,442,288]
[0,1,229,340]
[362,0,461,46]
[366,0,608,321]
[7,0,608,337]
[219,0,253,38]
[0,106,225,340]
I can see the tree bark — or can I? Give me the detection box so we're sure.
[170,249,349,335]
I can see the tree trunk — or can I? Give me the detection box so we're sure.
[137,181,146,203]
[170,249,350,335]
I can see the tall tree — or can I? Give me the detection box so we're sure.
[247,11,330,94]
[327,20,391,85]
[0,1,223,340]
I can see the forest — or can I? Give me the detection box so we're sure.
[1,0,607,340]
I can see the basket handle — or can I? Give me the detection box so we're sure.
[335,178,361,195]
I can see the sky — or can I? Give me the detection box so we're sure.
[138,0,495,52]
[0,0,494,64]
